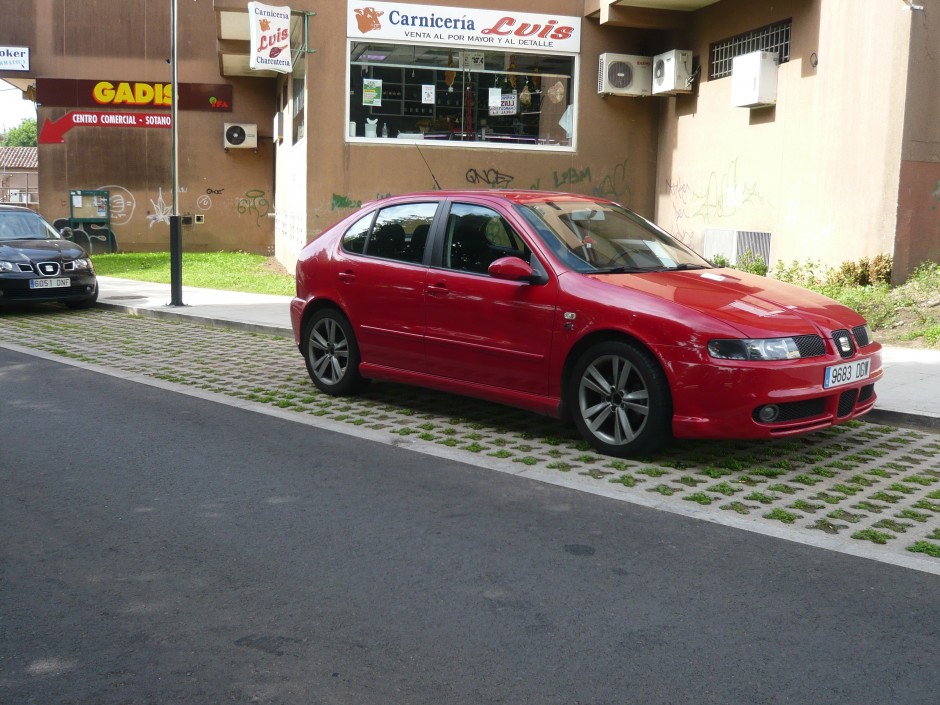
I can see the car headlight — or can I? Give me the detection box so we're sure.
[0,261,13,272]
[71,258,94,271]
[708,337,802,361]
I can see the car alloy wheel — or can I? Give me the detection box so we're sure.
[570,341,671,456]
[303,309,368,395]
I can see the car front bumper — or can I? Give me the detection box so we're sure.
[661,345,884,440]
[0,274,98,305]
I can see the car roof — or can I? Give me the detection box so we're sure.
[367,190,614,207]
[0,204,38,213]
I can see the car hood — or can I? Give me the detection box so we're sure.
[590,268,865,337]
[0,239,86,261]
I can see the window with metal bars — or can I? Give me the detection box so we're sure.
[709,20,791,80]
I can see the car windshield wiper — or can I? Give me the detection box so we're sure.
[664,263,712,271]
[591,265,654,274]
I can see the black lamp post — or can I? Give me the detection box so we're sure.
[169,0,183,306]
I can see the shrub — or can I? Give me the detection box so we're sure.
[737,249,769,276]
[825,255,893,288]
[710,253,731,268]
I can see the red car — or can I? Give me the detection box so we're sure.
[290,191,882,457]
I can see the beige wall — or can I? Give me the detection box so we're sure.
[22,0,275,253]
[895,0,940,280]
[655,0,913,273]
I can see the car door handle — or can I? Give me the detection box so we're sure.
[427,282,448,298]
[338,271,356,283]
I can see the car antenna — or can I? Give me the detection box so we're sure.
[415,145,442,190]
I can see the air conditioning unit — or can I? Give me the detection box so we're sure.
[731,51,778,108]
[652,50,693,95]
[223,123,258,149]
[704,228,772,266]
[598,53,652,97]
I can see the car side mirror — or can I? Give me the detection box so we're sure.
[488,256,544,284]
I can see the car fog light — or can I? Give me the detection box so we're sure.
[757,405,780,423]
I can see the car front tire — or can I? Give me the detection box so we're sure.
[302,308,368,396]
[568,340,672,457]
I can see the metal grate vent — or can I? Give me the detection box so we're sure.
[704,229,772,267]
[710,20,791,80]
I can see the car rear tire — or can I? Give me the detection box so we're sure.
[302,308,369,396]
[568,341,671,457]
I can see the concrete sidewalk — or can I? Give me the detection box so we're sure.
[96,276,940,431]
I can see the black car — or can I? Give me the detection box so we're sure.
[0,205,98,309]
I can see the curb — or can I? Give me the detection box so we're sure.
[96,301,295,339]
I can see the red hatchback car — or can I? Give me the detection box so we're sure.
[290,191,882,457]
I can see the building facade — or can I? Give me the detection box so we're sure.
[0,0,936,280]
[0,146,38,207]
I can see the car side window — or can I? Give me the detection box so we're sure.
[341,213,372,254]
[365,203,437,264]
[444,203,531,274]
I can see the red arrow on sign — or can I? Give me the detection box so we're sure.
[39,111,173,144]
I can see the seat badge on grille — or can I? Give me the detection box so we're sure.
[838,335,852,353]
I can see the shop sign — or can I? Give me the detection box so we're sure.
[248,2,293,73]
[348,1,581,54]
[39,111,172,144]
[0,46,30,71]
[36,78,233,111]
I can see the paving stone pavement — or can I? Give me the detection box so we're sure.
[3,306,940,574]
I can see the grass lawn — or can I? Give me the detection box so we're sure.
[92,251,295,297]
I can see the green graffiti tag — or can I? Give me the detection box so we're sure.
[332,193,362,210]
[236,189,270,226]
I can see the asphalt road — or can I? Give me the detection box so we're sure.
[2,347,939,705]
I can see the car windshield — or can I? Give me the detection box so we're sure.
[515,199,712,274]
[0,211,63,242]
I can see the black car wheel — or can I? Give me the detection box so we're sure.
[302,308,368,395]
[568,341,671,457]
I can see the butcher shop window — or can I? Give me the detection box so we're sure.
[347,42,576,150]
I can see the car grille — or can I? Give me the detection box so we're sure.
[793,334,826,358]
[1,282,93,301]
[857,384,875,404]
[852,324,871,348]
[831,329,856,358]
[837,389,859,417]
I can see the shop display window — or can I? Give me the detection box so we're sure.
[348,42,576,149]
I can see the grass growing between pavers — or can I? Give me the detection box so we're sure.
[3,306,940,563]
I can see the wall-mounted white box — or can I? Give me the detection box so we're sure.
[731,51,778,108]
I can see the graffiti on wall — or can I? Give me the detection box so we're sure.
[236,189,271,226]
[197,187,224,211]
[465,167,514,189]
[526,160,631,203]
[147,187,172,228]
[666,159,761,243]
[332,193,362,210]
[95,184,136,226]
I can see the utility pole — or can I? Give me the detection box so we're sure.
[169,0,183,306]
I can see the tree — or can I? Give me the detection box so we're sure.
[2,118,37,147]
